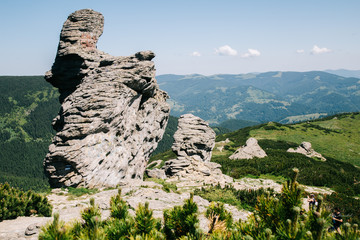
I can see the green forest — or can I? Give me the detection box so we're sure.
[0,76,60,191]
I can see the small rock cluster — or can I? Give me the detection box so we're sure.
[287,142,326,161]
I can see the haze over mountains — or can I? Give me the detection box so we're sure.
[325,69,360,79]
[157,71,360,124]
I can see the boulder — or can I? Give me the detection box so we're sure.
[145,169,167,179]
[25,223,41,236]
[287,142,326,161]
[229,138,267,160]
[43,9,170,188]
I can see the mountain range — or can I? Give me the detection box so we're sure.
[0,71,359,190]
[157,71,360,124]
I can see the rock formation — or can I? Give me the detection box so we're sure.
[163,114,232,186]
[229,138,267,160]
[287,142,326,161]
[43,9,170,188]
[172,114,216,162]
[145,168,167,179]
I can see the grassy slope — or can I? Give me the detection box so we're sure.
[249,112,360,166]
[152,112,360,195]
[212,112,360,195]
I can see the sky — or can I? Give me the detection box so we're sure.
[0,0,359,76]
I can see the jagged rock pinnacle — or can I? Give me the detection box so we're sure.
[44,9,170,188]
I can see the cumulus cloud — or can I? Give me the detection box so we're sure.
[296,49,305,54]
[191,51,201,57]
[215,45,238,56]
[241,49,261,58]
[311,45,332,54]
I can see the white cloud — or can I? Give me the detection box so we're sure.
[215,45,238,56]
[296,49,305,54]
[191,51,201,57]
[241,49,261,58]
[311,45,332,54]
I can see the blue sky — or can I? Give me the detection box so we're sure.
[1,0,359,75]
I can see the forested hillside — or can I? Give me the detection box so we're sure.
[157,71,360,124]
[151,116,178,156]
[0,76,60,191]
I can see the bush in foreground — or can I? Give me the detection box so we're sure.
[39,171,360,239]
[0,182,52,221]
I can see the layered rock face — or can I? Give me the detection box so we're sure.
[229,138,267,160]
[171,114,216,162]
[163,114,232,186]
[44,9,170,188]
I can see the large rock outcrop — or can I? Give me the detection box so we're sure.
[171,114,216,162]
[287,142,326,161]
[44,9,170,188]
[163,114,232,186]
[229,138,267,160]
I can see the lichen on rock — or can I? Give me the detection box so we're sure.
[44,9,170,188]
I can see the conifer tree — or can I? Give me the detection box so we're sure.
[163,193,200,239]
[39,212,71,240]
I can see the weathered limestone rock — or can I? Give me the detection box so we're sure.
[44,9,170,188]
[229,137,267,160]
[172,114,216,162]
[164,114,232,186]
[145,169,167,179]
[287,142,326,161]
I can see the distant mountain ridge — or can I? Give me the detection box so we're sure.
[325,69,360,78]
[157,71,360,124]
[1,72,359,190]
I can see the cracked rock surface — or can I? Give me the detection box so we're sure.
[44,9,170,188]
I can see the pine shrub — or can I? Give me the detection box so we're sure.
[0,182,52,221]
[38,212,71,240]
[163,193,200,239]
[134,202,157,235]
[110,189,129,220]
[206,202,233,233]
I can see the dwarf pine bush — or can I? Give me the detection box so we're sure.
[38,181,360,239]
[206,201,233,233]
[0,182,52,221]
[110,189,129,220]
[163,193,200,240]
[39,212,71,240]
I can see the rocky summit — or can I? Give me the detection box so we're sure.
[43,9,170,188]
